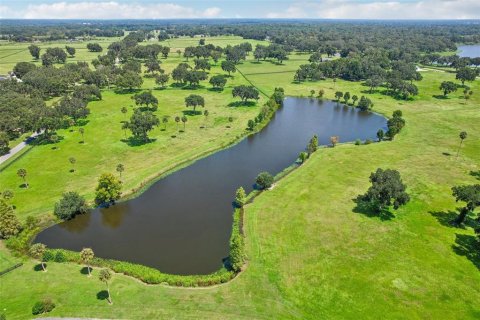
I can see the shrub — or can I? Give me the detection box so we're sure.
[229,209,245,272]
[95,173,122,205]
[355,139,361,146]
[32,298,55,315]
[364,139,373,145]
[54,251,67,262]
[43,250,55,262]
[54,191,88,220]
[256,172,274,189]
[235,187,246,207]
[0,200,22,239]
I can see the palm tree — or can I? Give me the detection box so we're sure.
[456,131,467,159]
[121,122,129,139]
[80,248,94,276]
[99,269,113,304]
[29,243,47,271]
[69,157,76,172]
[175,116,180,131]
[181,116,187,131]
[203,110,209,128]
[162,116,169,130]
[79,127,85,143]
[116,164,124,178]
[17,168,28,188]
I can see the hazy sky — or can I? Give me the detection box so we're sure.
[1,0,479,19]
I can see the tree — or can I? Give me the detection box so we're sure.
[155,73,169,88]
[343,92,351,104]
[194,59,210,71]
[126,110,159,142]
[0,199,22,239]
[330,136,339,147]
[456,67,477,86]
[185,94,205,112]
[457,131,467,159]
[256,172,274,190]
[87,43,103,52]
[298,151,308,164]
[80,248,94,276]
[357,96,373,111]
[307,135,318,156]
[335,91,343,102]
[247,119,255,131]
[17,168,28,188]
[0,132,9,155]
[95,173,122,205]
[221,60,236,76]
[68,157,76,172]
[115,71,143,91]
[181,116,188,131]
[317,89,325,99]
[209,75,227,90]
[144,59,162,74]
[203,110,209,128]
[358,168,410,214]
[28,44,41,60]
[232,85,259,103]
[121,107,128,119]
[352,95,358,105]
[235,187,246,207]
[132,91,158,111]
[79,127,85,143]
[13,62,36,79]
[54,191,88,220]
[116,164,124,178]
[162,116,169,130]
[451,184,480,225]
[386,110,405,140]
[29,243,47,271]
[310,90,315,97]
[175,116,180,131]
[440,81,457,97]
[65,46,76,57]
[99,269,113,304]
[377,129,384,142]
[184,70,208,87]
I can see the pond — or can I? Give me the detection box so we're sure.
[35,97,387,275]
[458,44,480,58]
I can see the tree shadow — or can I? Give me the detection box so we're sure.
[207,87,224,92]
[452,233,480,271]
[114,88,141,94]
[182,110,201,116]
[228,101,257,108]
[80,266,91,275]
[433,95,448,100]
[470,170,480,181]
[352,197,394,221]
[170,83,186,88]
[137,106,158,112]
[33,263,45,271]
[442,152,451,157]
[76,119,90,126]
[18,183,29,189]
[121,137,157,147]
[96,290,109,301]
[431,208,479,229]
[182,85,205,90]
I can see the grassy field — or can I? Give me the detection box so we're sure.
[1,39,480,319]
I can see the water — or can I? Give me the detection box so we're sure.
[458,44,480,58]
[35,97,387,275]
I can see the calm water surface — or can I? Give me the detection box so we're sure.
[35,97,387,275]
[458,44,480,58]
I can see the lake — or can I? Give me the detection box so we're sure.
[35,97,387,275]
[458,44,480,58]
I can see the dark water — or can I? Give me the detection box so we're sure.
[458,45,480,58]
[35,97,387,275]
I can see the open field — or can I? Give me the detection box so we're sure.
[1,37,479,319]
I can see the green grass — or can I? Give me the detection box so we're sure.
[1,41,480,319]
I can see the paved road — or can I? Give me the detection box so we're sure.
[0,131,43,165]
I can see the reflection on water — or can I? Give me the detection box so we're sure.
[36,97,387,275]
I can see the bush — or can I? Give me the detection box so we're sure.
[256,172,274,189]
[54,251,67,262]
[229,210,245,272]
[32,298,55,315]
[355,139,361,146]
[54,191,88,220]
[0,200,22,239]
[364,139,373,145]
[43,250,55,262]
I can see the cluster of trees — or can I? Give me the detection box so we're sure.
[385,110,406,140]
[246,87,284,131]
[253,44,290,63]
[232,85,259,103]
[171,63,208,87]
[420,54,480,69]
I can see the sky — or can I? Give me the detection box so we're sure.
[0,0,479,20]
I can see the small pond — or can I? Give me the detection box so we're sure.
[35,97,387,275]
[458,44,480,58]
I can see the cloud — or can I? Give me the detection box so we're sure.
[267,0,480,19]
[20,2,222,19]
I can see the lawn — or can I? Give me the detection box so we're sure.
[0,41,479,319]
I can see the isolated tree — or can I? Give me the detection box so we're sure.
[116,164,124,178]
[0,199,22,239]
[28,44,41,60]
[162,116,169,130]
[351,95,358,105]
[65,46,76,57]
[54,191,88,220]
[79,127,85,143]
[175,116,180,131]
[155,73,169,88]
[335,91,343,102]
[221,60,236,76]
[126,110,160,141]
[377,129,384,142]
[456,67,477,86]
[310,89,315,97]
[456,131,467,159]
[343,92,351,104]
[440,81,457,97]
[386,110,405,140]
[330,136,339,147]
[132,91,158,111]
[235,187,246,207]
[451,184,480,225]
[95,173,122,205]
[203,110,209,128]
[181,116,188,131]
[99,269,113,304]
[232,85,259,103]
[185,94,205,112]
[358,168,410,214]
[69,157,76,172]
[209,75,227,90]
[256,172,274,190]
[17,168,28,188]
[80,248,94,276]
[121,107,128,119]
[30,243,47,271]
[298,151,308,164]
[307,135,318,156]
[247,119,255,131]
